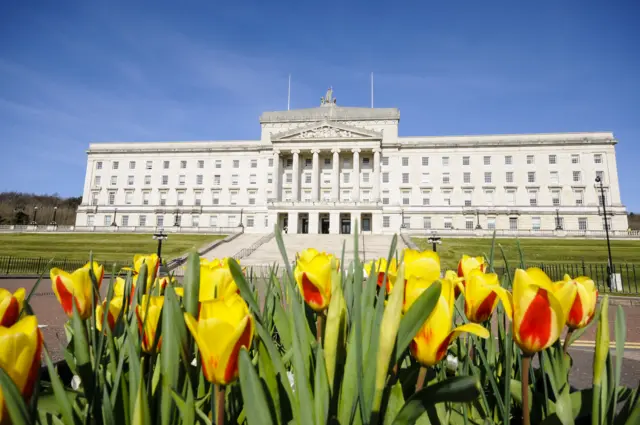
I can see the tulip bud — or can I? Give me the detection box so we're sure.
[0,287,25,327]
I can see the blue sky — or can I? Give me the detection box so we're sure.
[1,1,639,210]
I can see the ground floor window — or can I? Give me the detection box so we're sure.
[465,218,474,230]
[383,216,390,228]
[264,216,269,228]
[487,218,496,230]
[157,215,164,227]
[509,217,518,230]
[602,217,612,230]
[578,217,588,231]
[104,215,112,226]
[192,215,200,227]
[247,216,255,228]
[444,217,452,229]
[87,215,95,226]
[532,217,541,231]
[139,215,147,226]
[210,215,217,227]
[423,217,431,229]
[228,215,237,227]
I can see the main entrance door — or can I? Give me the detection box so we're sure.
[361,213,372,232]
[278,213,289,233]
[340,213,351,234]
[299,213,309,234]
[319,213,330,234]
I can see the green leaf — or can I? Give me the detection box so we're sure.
[229,258,262,321]
[611,305,626,423]
[43,350,76,425]
[132,359,151,425]
[103,384,116,425]
[337,330,360,425]
[183,251,200,320]
[593,296,610,425]
[324,259,347,392]
[395,281,441,363]
[70,298,95,402]
[383,381,405,425]
[0,366,31,425]
[258,340,281,425]
[391,376,482,425]
[160,285,185,425]
[314,345,330,425]
[239,348,275,425]
[171,382,195,425]
[289,297,315,425]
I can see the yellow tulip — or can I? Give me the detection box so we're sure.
[294,249,337,311]
[133,254,160,289]
[96,296,125,332]
[458,269,512,323]
[0,287,25,327]
[556,274,598,330]
[135,295,164,353]
[512,268,576,355]
[184,294,254,385]
[457,255,486,283]
[404,270,459,313]
[0,315,43,424]
[199,258,239,301]
[50,262,104,319]
[410,276,489,366]
[364,258,398,293]
[403,249,441,282]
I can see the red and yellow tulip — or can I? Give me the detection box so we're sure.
[133,254,160,289]
[0,315,43,424]
[457,255,486,283]
[364,258,398,293]
[556,274,598,330]
[96,296,125,332]
[50,262,104,319]
[0,287,25,327]
[198,258,239,301]
[135,295,164,353]
[294,248,337,312]
[409,275,489,366]
[512,268,577,354]
[403,249,441,282]
[184,294,254,385]
[458,269,512,323]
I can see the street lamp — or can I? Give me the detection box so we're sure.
[111,208,118,227]
[174,210,180,227]
[427,234,442,252]
[596,175,614,289]
[31,206,39,225]
[555,208,563,230]
[238,208,244,228]
[153,229,168,269]
[475,210,482,230]
[50,206,58,225]
[400,209,406,229]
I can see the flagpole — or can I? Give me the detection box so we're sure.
[287,74,291,111]
[371,72,374,108]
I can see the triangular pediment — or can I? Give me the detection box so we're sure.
[271,121,382,141]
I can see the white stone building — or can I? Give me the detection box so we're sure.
[76,90,628,235]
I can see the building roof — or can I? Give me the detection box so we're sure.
[260,105,400,123]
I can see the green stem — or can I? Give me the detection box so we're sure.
[316,313,325,344]
[215,384,225,425]
[522,355,531,425]
[415,366,427,392]
[563,329,574,354]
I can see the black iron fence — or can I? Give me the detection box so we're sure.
[0,256,131,276]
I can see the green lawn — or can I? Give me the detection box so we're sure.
[412,237,640,269]
[0,233,225,263]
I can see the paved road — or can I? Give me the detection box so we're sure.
[2,277,639,390]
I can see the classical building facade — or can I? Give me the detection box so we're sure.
[76,90,628,235]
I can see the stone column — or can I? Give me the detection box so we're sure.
[272,150,280,201]
[329,211,340,234]
[311,149,320,201]
[352,148,360,202]
[292,150,300,202]
[373,148,381,202]
[332,148,340,201]
[288,212,298,234]
[309,212,319,234]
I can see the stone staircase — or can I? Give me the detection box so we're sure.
[201,233,267,260]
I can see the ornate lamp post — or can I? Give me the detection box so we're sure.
[239,208,244,228]
[174,210,180,227]
[596,176,614,289]
[400,209,406,229]
[555,208,563,230]
[50,206,58,225]
[153,229,168,268]
[427,235,442,252]
[111,208,118,227]
[31,206,39,225]
[475,210,482,230]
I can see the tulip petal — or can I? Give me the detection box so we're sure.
[553,280,578,319]
[221,315,253,384]
[54,275,77,317]
[472,292,497,323]
[184,313,216,382]
[301,272,326,309]
[492,285,513,320]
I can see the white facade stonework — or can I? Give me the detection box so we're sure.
[76,96,628,235]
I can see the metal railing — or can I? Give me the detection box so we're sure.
[0,256,131,276]
[233,232,275,261]
[0,225,237,234]
[404,228,640,239]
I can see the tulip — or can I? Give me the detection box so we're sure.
[403,249,441,283]
[199,258,239,301]
[0,287,25,327]
[512,268,576,355]
[294,249,337,312]
[184,294,254,385]
[556,274,598,330]
[96,296,125,332]
[364,258,398,293]
[458,269,512,323]
[135,295,164,353]
[133,254,160,289]
[457,255,486,283]
[0,315,43,424]
[410,275,489,367]
[50,262,104,319]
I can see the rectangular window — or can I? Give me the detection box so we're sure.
[506,172,514,183]
[526,155,535,165]
[108,192,115,205]
[362,190,371,202]
[484,189,494,205]
[192,215,200,227]
[195,191,202,206]
[402,173,409,184]
[247,216,254,228]
[341,190,351,202]
[362,172,370,183]
[596,170,604,183]
[160,192,167,206]
[196,175,203,185]
[214,175,221,185]
[343,158,351,167]
[230,191,238,205]
[599,192,608,207]
[125,192,133,205]
[156,215,164,227]
[506,190,516,206]
[250,174,257,185]
[552,190,561,206]
[180,160,187,169]
[91,192,98,205]
[144,175,151,185]
[382,191,389,205]
[484,172,492,184]
[268,158,274,167]
[96,161,103,170]
[128,161,135,170]
[110,176,117,186]
[509,217,518,231]
[422,191,430,206]
[227,215,236,227]
[215,160,222,169]
[442,157,449,166]
[304,173,311,184]
[305,158,312,167]
[594,154,602,164]
[232,174,239,185]
[104,215,112,226]
[421,173,430,184]
[177,192,185,206]
[285,173,292,184]
[322,190,331,201]
[532,217,541,231]
[264,216,269,227]
[210,215,218,227]
[143,191,150,205]
[94,176,101,186]
[571,154,580,164]
[505,155,512,165]
[422,157,429,166]
[112,161,119,170]
[442,173,450,184]
[197,160,204,169]
[464,190,472,207]
[602,217,612,230]
[145,161,152,170]
[233,160,240,168]
[382,172,389,183]
[444,217,453,229]
[267,173,273,184]
[383,216,390,228]
[121,215,129,226]
[463,172,471,184]
[251,159,257,168]
[578,218,588,231]
[248,195,256,205]
[179,175,186,186]
[572,171,581,183]
[466,219,474,230]
[382,156,389,166]
[483,156,491,165]
[529,190,538,206]
[556,217,564,230]
[402,157,409,166]
[463,156,470,166]
[174,215,181,227]
[212,191,220,205]
[574,190,584,205]
[528,172,536,183]
[443,191,451,206]
[549,155,557,165]
[402,190,410,205]
[163,161,170,169]
[550,171,559,184]
[87,215,95,226]
[487,218,496,230]
[344,173,350,184]
[324,158,331,166]
[303,190,311,202]
[284,191,292,201]
[323,172,331,184]
[162,175,168,185]
[423,217,431,229]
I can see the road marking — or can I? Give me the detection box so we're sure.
[564,340,640,350]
